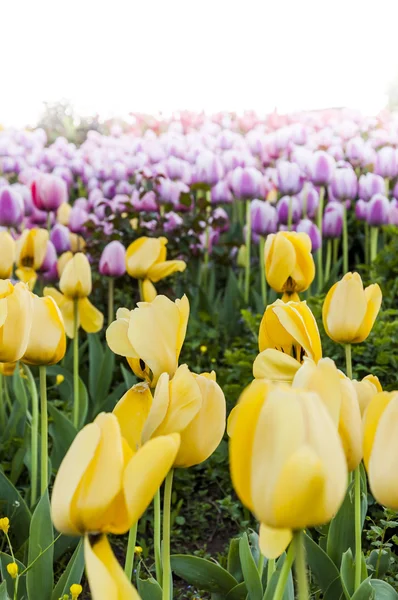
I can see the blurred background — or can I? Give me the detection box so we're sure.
[2,0,398,130]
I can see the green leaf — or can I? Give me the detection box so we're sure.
[370,580,398,599]
[225,582,247,600]
[136,576,162,600]
[263,553,294,600]
[340,549,355,599]
[51,540,84,600]
[48,404,77,470]
[304,533,342,595]
[78,378,89,428]
[88,333,104,398]
[227,538,243,583]
[170,555,238,593]
[0,553,27,600]
[351,578,375,600]
[0,471,31,551]
[239,533,263,600]
[27,491,54,600]
[367,549,391,578]
[0,581,8,600]
[324,577,345,600]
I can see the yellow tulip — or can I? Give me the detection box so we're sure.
[0,231,15,279]
[264,231,315,296]
[70,233,86,253]
[363,391,398,508]
[322,272,382,344]
[15,228,49,289]
[0,362,16,376]
[229,383,347,531]
[113,365,226,468]
[352,374,382,417]
[57,202,72,225]
[259,523,293,559]
[126,236,186,298]
[106,294,189,386]
[0,280,33,362]
[292,358,363,471]
[60,253,92,298]
[253,300,322,383]
[22,295,66,366]
[84,535,141,600]
[57,251,73,278]
[51,412,180,536]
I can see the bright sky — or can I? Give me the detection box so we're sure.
[2,0,398,127]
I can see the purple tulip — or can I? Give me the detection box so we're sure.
[375,147,398,179]
[328,145,345,162]
[69,205,89,233]
[296,219,321,252]
[99,241,126,277]
[323,203,343,238]
[358,173,386,201]
[165,157,192,183]
[251,199,278,235]
[277,161,303,195]
[12,183,34,216]
[230,167,264,199]
[345,137,365,166]
[212,207,230,232]
[157,179,189,207]
[194,152,224,186]
[308,151,336,185]
[298,183,319,218]
[211,180,233,204]
[389,199,398,226]
[52,166,74,187]
[102,180,117,199]
[330,167,358,200]
[355,199,368,221]
[39,240,57,273]
[116,181,133,195]
[51,224,71,254]
[393,181,398,200]
[0,186,24,227]
[31,173,68,212]
[132,190,158,212]
[367,194,390,226]
[164,212,184,232]
[276,195,301,225]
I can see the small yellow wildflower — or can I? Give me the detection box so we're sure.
[70,584,83,599]
[200,345,207,354]
[0,517,10,534]
[130,218,138,230]
[134,545,143,555]
[56,374,65,385]
[7,562,18,579]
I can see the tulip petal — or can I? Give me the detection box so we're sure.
[253,349,300,383]
[126,237,161,279]
[265,234,296,292]
[0,298,8,328]
[84,535,140,600]
[142,279,157,302]
[323,273,368,343]
[0,282,34,363]
[123,434,180,525]
[60,253,92,298]
[272,302,322,362]
[147,260,186,283]
[363,391,394,470]
[22,295,66,366]
[106,313,137,358]
[113,383,153,451]
[338,378,363,471]
[352,284,382,343]
[15,267,37,291]
[78,298,104,334]
[259,523,292,559]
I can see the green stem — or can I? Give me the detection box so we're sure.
[370,227,379,263]
[124,522,138,581]
[0,373,5,433]
[162,470,174,600]
[354,466,362,590]
[46,212,51,234]
[257,554,265,578]
[73,299,80,429]
[342,202,349,274]
[294,530,309,600]
[287,196,293,231]
[345,343,352,379]
[333,238,339,269]
[267,557,275,583]
[22,365,39,507]
[317,187,324,291]
[138,279,144,302]
[39,366,48,493]
[154,488,163,583]
[302,187,308,219]
[259,236,267,308]
[244,199,251,304]
[108,278,115,325]
[364,222,370,267]
[272,541,296,600]
[324,239,332,283]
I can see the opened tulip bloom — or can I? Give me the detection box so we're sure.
[0,280,33,362]
[126,236,186,301]
[254,299,322,383]
[264,231,315,298]
[323,272,382,344]
[114,364,226,468]
[22,295,66,365]
[229,382,347,532]
[107,294,189,386]
[15,228,49,289]
[44,253,103,337]
[0,231,15,279]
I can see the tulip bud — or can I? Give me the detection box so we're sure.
[0,186,24,227]
[366,193,390,226]
[250,200,278,236]
[296,219,321,252]
[230,167,264,199]
[0,281,33,362]
[194,151,224,186]
[276,195,301,225]
[57,202,72,225]
[323,203,343,238]
[308,151,336,185]
[346,137,365,166]
[358,173,385,201]
[211,180,233,204]
[276,161,303,195]
[0,231,16,279]
[237,244,247,267]
[31,174,68,212]
[375,146,398,179]
[264,231,315,294]
[99,241,126,277]
[125,237,185,283]
[22,295,66,365]
[323,272,382,344]
[329,167,358,200]
[298,183,319,219]
[51,224,71,254]
[69,205,89,234]
[59,253,92,298]
[355,199,368,221]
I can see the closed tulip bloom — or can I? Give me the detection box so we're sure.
[366,193,390,226]
[69,205,89,234]
[323,272,382,344]
[277,161,303,195]
[296,219,321,252]
[211,180,233,204]
[358,173,385,201]
[363,391,398,508]
[276,195,301,225]
[57,202,72,225]
[309,151,336,185]
[60,253,92,298]
[107,294,189,387]
[0,281,33,362]
[250,200,278,236]
[230,167,264,199]
[330,167,358,200]
[229,383,347,530]
[31,173,68,212]
[0,186,24,227]
[22,295,66,365]
[352,374,382,417]
[57,251,73,278]
[264,231,315,295]
[194,151,224,186]
[298,183,319,219]
[355,199,368,221]
[346,137,365,166]
[323,203,343,238]
[0,231,16,279]
[51,224,71,254]
[375,146,398,179]
[99,241,126,278]
[254,300,322,383]
[15,228,49,288]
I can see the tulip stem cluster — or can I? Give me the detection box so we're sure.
[22,364,39,507]
[272,541,296,600]
[72,299,80,429]
[162,469,174,600]
[39,366,48,494]
[124,521,138,581]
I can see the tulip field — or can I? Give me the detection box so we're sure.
[2,109,398,599]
